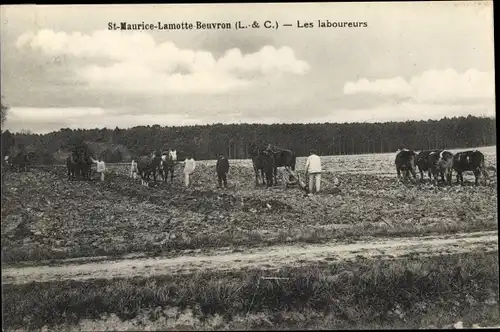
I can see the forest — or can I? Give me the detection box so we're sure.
[0,114,496,163]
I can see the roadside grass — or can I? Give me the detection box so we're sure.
[3,251,499,330]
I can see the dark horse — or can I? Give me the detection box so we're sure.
[80,155,94,180]
[66,153,94,180]
[10,151,31,172]
[270,147,296,185]
[137,151,163,186]
[249,142,296,186]
[160,149,177,184]
[66,154,79,180]
[252,151,275,188]
[248,143,276,187]
[395,149,418,183]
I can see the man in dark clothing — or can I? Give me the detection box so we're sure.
[216,153,230,188]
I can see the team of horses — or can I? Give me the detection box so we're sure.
[395,148,494,186]
[248,142,297,188]
[136,149,178,186]
[66,153,95,181]
[3,151,34,173]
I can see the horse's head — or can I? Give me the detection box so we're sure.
[83,155,94,164]
[151,154,162,167]
[248,142,260,157]
[26,152,36,161]
[69,153,78,164]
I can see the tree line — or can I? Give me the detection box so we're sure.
[1,115,496,163]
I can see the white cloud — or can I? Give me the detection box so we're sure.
[7,107,107,122]
[343,68,495,103]
[16,29,310,94]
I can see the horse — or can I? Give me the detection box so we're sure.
[395,148,418,183]
[249,143,275,187]
[66,152,94,181]
[80,155,95,180]
[66,153,80,180]
[415,149,440,182]
[429,150,454,186]
[452,150,489,186]
[137,151,163,186]
[160,149,177,184]
[10,151,30,172]
[253,152,275,188]
[269,147,296,185]
[250,143,296,186]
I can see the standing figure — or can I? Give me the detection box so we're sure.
[96,157,107,181]
[130,159,138,179]
[304,149,322,194]
[216,153,230,188]
[183,153,196,188]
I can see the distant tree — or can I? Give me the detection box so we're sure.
[1,130,15,156]
[19,128,33,135]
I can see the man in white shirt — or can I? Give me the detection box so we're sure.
[304,149,322,194]
[183,153,196,188]
[130,160,138,179]
[95,157,107,181]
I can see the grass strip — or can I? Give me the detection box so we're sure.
[3,251,499,330]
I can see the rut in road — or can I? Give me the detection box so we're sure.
[2,231,498,285]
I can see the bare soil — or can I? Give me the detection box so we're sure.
[1,148,497,265]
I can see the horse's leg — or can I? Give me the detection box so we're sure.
[474,169,480,186]
[170,167,174,184]
[409,167,418,184]
[266,171,273,188]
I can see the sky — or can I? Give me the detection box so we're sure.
[0,2,495,134]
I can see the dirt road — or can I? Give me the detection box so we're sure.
[2,231,498,285]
